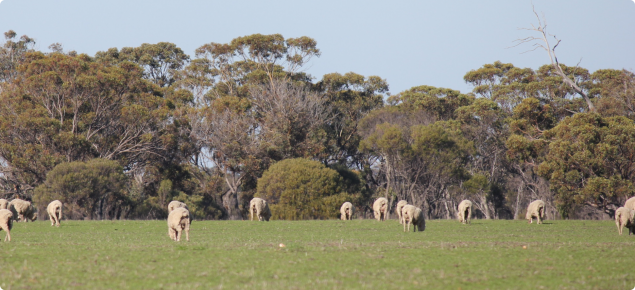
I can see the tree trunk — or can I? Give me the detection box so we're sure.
[480,193,491,220]
[514,182,523,220]
[444,200,451,220]
[222,190,242,220]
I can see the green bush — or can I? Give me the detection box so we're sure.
[256,158,355,220]
[33,158,129,220]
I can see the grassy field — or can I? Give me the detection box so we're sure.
[0,218,633,290]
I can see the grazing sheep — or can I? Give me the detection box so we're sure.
[457,200,473,224]
[47,200,63,227]
[526,200,545,224]
[167,207,190,242]
[249,198,271,221]
[8,199,36,222]
[624,196,635,211]
[615,207,635,235]
[396,200,408,224]
[0,209,13,242]
[167,200,188,214]
[0,199,8,210]
[402,205,425,232]
[340,202,354,220]
[373,197,389,221]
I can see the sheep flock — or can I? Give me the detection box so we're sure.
[3,193,635,243]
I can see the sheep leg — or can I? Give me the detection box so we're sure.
[250,207,254,221]
[56,208,61,226]
[619,224,623,235]
[168,227,176,241]
[468,208,472,224]
[49,213,55,226]
[175,227,182,242]
[184,226,190,242]
[1,225,10,242]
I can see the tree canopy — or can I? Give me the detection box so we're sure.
[0,30,633,221]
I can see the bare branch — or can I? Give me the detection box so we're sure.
[513,4,596,112]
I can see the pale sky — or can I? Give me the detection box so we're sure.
[0,0,633,95]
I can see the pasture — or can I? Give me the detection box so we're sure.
[0,219,633,289]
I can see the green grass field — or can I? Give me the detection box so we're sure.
[0,218,633,289]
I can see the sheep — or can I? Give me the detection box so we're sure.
[167,200,188,214]
[340,202,354,220]
[0,209,13,242]
[8,199,36,222]
[249,197,271,221]
[401,205,425,232]
[457,200,473,224]
[396,200,408,224]
[624,196,635,211]
[526,200,545,224]
[373,197,389,221]
[47,200,63,227]
[167,207,190,242]
[615,207,635,235]
[0,198,8,210]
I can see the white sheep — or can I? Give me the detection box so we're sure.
[615,207,635,235]
[249,198,271,221]
[8,199,36,222]
[457,200,473,224]
[401,205,425,232]
[0,198,8,210]
[0,209,13,242]
[624,196,635,211]
[167,200,188,214]
[526,200,545,224]
[340,202,354,220]
[396,200,408,224]
[47,200,63,227]
[373,197,389,221]
[167,207,190,242]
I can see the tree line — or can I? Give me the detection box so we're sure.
[0,30,633,221]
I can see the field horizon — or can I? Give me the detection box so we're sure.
[1,219,633,289]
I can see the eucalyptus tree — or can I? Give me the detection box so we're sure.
[186,34,323,219]
[0,30,35,87]
[0,51,174,198]
[315,72,387,165]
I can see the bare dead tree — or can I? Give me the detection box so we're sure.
[249,79,331,159]
[513,5,596,112]
[191,108,260,220]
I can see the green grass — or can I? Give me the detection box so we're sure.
[0,219,633,289]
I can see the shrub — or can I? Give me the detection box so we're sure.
[34,158,129,220]
[256,158,355,220]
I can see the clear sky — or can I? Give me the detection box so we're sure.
[0,0,633,95]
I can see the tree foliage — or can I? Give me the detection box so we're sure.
[537,114,635,217]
